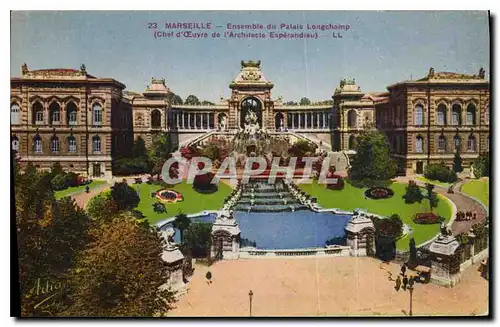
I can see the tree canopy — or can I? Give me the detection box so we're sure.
[185,95,200,105]
[299,97,311,106]
[348,129,396,185]
[171,93,183,105]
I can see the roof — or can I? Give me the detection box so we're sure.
[229,60,274,89]
[387,68,488,89]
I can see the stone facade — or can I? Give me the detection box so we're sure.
[375,68,490,174]
[11,62,490,178]
[344,209,376,257]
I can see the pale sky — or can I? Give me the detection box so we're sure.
[11,11,490,102]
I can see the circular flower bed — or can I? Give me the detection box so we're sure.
[412,212,443,225]
[364,187,394,199]
[156,189,184,203]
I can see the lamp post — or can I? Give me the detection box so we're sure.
[396,265,415,317]
[248,290,253,317]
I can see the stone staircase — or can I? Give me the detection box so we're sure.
[326,151,350,173]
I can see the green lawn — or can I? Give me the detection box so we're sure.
[55,180,107,199]
[416,176,453,189]
[132,181,233,224]
[461,178,489,208]
[298,181,453,250]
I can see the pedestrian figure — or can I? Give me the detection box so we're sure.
[473,213,477,220]
[395,275,402,291]
[402,275,409,291]
[409,276,415,288]
[401,264,407,276]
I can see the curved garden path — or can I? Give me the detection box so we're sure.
[393,176,488,236]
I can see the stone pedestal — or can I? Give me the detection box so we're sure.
[211,210,241,260]
[160,229,187,295]
[429,232,461,287]
[344,209,375,257]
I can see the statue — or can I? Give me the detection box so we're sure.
[470,164,476,179]
[479,67,485,79]
[80,64,87,74]
[428,67,435,78]
[21,63,28,75]
[219,115,227,130]
[162,228,178,250]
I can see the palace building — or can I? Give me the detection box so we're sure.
[10,61,490,178]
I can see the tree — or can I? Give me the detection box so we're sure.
[299,97,311,106]
[425,183,439,212]
[201,100,215,105]
[132,136,148,159]
[403,181,423,204]
[171,93,183,105]
[453,149,463,173]
[172,213,191,243]
[110,181,140,211]
[348,129,396,185]
[183,222,212,258]
[148,133,173,178]
[152,202,167,214]
[15,161,91,316]
[50,162,64,177]
[185,95,200,105]
[64,214,175,316]
[473,152,490,178]
[284,101,297,106]
[86,192,120,221]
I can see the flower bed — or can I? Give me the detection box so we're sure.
[365,187,394,199]
[412,212,443,225]
[155,189,184,203]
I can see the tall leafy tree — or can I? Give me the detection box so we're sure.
[148,133,173,178]
[15,160,91,316]
[185,95,200,105]
[64,214,175,316]
[452,149,463,173]
[473,152,490,177]
[299,97,311,106]
[132,136,148,159]
[425,183,439,212]
[170,93,183,105]
[110,181,140,211]
[348,129,396,185]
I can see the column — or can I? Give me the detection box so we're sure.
[305,112,308,129]
[194,113,197,129]
[323,112,326,129]
[176,112,179,129]
[298,113,302,129]
[206,113,210,129]
[182,112,185,129]
[200,113,204,129]
[316,112,319,129]
[291,113,295,129]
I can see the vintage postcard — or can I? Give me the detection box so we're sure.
[10,11,490,317]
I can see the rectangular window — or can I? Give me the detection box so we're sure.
[35,111,44,124]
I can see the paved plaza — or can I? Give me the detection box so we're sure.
[169,257,488,317]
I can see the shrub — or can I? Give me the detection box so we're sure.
[51,173,68,191]
[373,214,403,239]
[65,172,80,187]
[473,152,490,178]
[193,172,217,193]
[110,181,140,211]
[112,157,151,176]
[424,163,457,183]
[403,181,424,203]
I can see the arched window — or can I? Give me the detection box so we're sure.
[466,104,476,125]
[11,103,20,125]
[92,103,102,125]
[348,135,357,150]
[438,135,446,152]
[436,104,447,126]
[467,135,476,152]
[485,104,490,125]
[49,102,61,125]
[452,104,462,126]
[11,135,19,151]
[414,105,424,126]
[50,136,60,152]
[151,109,161,128]
[454,135,461,151]
[66,102,78,125]
[33,102,44,125]
[347,110,357,128]
[68,136,77,153]
[34,136,42,153]
[92,136,101,153]
[415,136,424,153]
